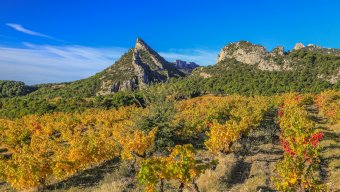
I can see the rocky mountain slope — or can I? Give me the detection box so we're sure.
[207,41,340,83]
[25,38,185,98]
[1,39,339,99]
[96,38,185,95]
[217,41,290,71]
[172,60,200,74]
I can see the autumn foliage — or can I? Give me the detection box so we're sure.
[204,96,270,154]
[273,94,325,191]
[0,92,338,191]
[138,144,207,192]
[0,106,140,189]
[315,90,340,125]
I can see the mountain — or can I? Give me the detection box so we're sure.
[96,38,185,95]
[27,38,185,98]
[213,41,340,83]
[166,40,339,96]
[1,39,339,100]
[172,60,200,74]
[0,39,339,119]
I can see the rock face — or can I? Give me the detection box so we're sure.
[271,46,284,56]
[213,40,339,84]
[96,38,184,95]
[217,41,266,65]
[172,60,200,74]
[293,42,305,50]
[217,41,290,71]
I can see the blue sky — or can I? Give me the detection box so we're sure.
[0,0,339,84]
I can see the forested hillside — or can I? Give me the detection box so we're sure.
[0,80,37,98]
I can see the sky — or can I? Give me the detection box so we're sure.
[0,0,339,85]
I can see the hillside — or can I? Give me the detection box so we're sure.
[96,38,185,95]
[0,40,339,119]
[175,41,340,95]
[0,80,37,98]
[216,41,339,80]
[25,38,185,99]
[216,41,340,81]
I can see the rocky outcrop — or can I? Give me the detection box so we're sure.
[318,67,340,84]
[215,40,339,83]
[271,46,284,56]
[96,78,139,96]
[96,38,185,95]
[217,41,266,65]
[132,49,149,89]
[135,38,165,70]
[217,41,291,71]
[172,60,200,74]
[293,42,305,50]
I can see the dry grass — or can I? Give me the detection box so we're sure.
[196,153,238,192]
[329,124,340,133]
[327,158,340,191]
[228,160,269,192]
[317,120,340,192]
[229,175,267,192]
[92,176,133,192]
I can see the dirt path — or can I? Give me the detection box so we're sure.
[306,105,340,192]
[224,110,282,192]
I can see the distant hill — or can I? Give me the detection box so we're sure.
[0,80,37,98]
[172,59,200,74]
[27,38,185,98]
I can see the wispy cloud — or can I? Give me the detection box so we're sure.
[0,43,127,84]
[160,49,218,66]
[0,42,218,84]
[6,23,56,40]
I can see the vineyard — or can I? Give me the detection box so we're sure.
[0,91,339,192]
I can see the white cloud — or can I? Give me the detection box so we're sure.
[0,43,127,84]
[0,42,218,85]
[6,23,55,39]
[159,49,218,66]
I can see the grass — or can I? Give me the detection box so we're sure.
[196,153,238,192]
[318,125,340,191]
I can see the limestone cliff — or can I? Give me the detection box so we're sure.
[217,41,266,65]
[206,41,340,84]
[217,41,291,71]
[293,42,305,50]
[96,38,184,95]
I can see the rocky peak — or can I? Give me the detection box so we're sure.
[271,46,284,56]
[135,37,151,51]
[293,42,305,50]
[217,41,292,71]
[134,37,170,70]
[96,38,185,95]
[217,41,266,65]
[172,60,200,74]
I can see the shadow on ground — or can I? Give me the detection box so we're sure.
[44,158,120,191]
